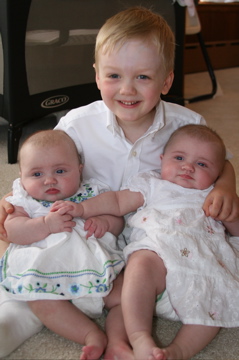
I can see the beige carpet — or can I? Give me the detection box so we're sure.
[0,67,239,359]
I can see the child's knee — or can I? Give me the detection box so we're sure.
[127,249,162,272]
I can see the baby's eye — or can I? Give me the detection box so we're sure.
[56,169,65,174]
[137,75,149,80]
[33,172,42,177]
[197,162,207,168]
[175,156,183,161]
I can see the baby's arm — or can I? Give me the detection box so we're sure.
[52,189,144,219]
[5,205,75,245]
[84,214,125,239]
[203,161,239,222]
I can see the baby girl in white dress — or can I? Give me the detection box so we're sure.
[53,124,239,360]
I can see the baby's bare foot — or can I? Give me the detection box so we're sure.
[80,328,107,360]
[130,331,166,360]
[80,344,105,360]
[161,343,184,360]
[148,347,167,360]
[104,341,134,360]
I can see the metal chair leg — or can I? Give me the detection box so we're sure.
[185,32,217,104]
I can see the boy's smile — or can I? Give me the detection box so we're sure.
[95,39,173,134]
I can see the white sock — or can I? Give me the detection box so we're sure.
[0,301,43,357]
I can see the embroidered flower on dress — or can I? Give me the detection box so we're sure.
[81,278,109,294]
[206,225,215,235]
[70,184,96,203]
[208,311,219,320]
[24,282,62,295]
[69,283,81,295]
[95,280,108,293]
[175,217,183,225]
[180,248,190,257]
[17,285,23,293]
[37,200,53,208]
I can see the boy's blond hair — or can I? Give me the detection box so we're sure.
[95,6,175,75]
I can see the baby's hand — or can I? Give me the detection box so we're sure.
[203,188,239,222]
[45,207,76,234]
[0,194,14,241]
[51,200,72,212]
[84,216,109,239]
[51,200,83,218]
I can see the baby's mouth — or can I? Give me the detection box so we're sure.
[46,188,60,194]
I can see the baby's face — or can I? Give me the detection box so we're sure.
[160,135,223,190]
[20,143,83,201]
[95,38,174,128]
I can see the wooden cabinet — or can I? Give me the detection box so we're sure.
[184,2,239,73]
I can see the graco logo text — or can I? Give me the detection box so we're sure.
[41,95,69,108]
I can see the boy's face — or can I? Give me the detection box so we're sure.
[95,39,173,127]
[160,135,224,190]
[20,142,83,201]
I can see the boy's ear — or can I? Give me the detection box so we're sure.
[161,71,174,95]
[95,72,101,90]
[93,63,101,90]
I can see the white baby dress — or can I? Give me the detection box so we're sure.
[0,178,124,309]
[123,171,239,327]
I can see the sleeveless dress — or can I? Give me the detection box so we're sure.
[123,171,239,327]
[0,178,125,306]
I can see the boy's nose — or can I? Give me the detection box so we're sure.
[119,80,136,96]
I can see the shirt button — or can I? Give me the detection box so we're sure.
[132,151,137,157]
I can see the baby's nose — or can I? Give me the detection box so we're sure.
[182,162,194,172]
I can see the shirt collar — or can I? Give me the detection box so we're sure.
[106,100,165,138]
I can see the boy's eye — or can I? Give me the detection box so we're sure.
[33,172,42,177]
[137,75,149,80]
[109,74,120,79]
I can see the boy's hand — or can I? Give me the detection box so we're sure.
[84,217,109,239]
[203,187,239,222]
[0,194,14,241]
[45,207,76,234]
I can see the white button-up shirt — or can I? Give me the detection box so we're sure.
[55,100,206,191]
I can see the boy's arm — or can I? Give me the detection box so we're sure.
[223,218,239,237]
[203,161,239,222]
[0,192,14,241]
[5,205,75,245]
